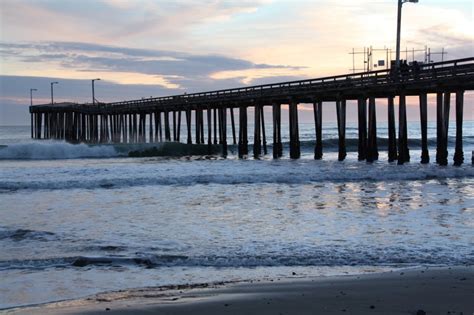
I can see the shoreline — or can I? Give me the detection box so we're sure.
[5,266,473,315]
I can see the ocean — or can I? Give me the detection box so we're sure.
[0,122,473,310]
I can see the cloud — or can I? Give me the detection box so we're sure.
[0,41,301,88]
[0,0,272,44]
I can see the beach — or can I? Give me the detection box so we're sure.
[6,266,473,315]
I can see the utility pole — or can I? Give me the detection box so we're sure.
[50,82,58,105]
[92,78,100,105]
[30,88,37,106]
[396,0,418,68]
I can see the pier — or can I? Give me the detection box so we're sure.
[30,57,474,165]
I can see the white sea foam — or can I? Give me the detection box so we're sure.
[0,142,120,160]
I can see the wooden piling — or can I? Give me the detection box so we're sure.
[238,106,248,158]
[153,112,158,142]
[357,98,367,161]
[213,108,218,145]
[261,106,267,155]
[253,105,262,158]
[436,92,450,166]
[289,101,301,159]
[186,109,192,144]
[219,107,228,157]
[453,91,464,166]
[336,100,346,161]
[367,97,378,162]
[207,108,212,153]
[177,111,182,142]
[173,111,177,141]
[273,103,283,159]
[164,111,171,141]
[148,113,153,143]
[387,96,397,162]
[313,101,323,160]
[230,107,237,145]
[419,93,429,163]
[398,93,410,164]
[442,93,451,166]
[195,110,201,144]
[158,112,163,142]
[200,109,205,144]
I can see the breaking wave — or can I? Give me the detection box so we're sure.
[1,136,472,160]
[0,142,119,160]
[1,246,472,271]
[1,163,472,191]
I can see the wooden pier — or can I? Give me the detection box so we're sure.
[30,58,474,165]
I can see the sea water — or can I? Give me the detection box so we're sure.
[0,122,473,309]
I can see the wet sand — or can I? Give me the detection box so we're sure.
[6,266,473,315]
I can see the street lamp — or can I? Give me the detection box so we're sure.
[92,78,100,105]
[30,88,38,106]
[396,0,418,69]
[50,81,58,104]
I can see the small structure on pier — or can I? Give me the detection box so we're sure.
[30,58,474,166]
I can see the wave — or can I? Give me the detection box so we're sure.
[1,163,472,191]
[0,228,57,242]
[1,247,472,271]
[0,142,222,160]
[1,136,472,160]
[0,142,119,160]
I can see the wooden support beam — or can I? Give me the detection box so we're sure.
[122,115,127,143]
[336,100,346,161]
[200,109,205,144]
[173,111,177,141]
[158,112,163,142]
[419,93,429,164]
[195,110,201,144]
[149,113,153,143]
[153,112,158,143]
[398,93,410,164]
[30,113,34,139]
[213,108,218,145]
[253,104,262,158]
[177,111,182,142]
[273,103,283,159]
[387,96,397,162]
[436,92,450,166]
[219,107,228,157]
[133,113,138,143]
[453,91,464,166]
[261,106,267,155]
[186,109,192,144]
[164,111,171,142]
[207,108,212,153]
[313,101,323,160]
[289,101,301,159]
[230,107,237,145]
[367,97,378,163]
[238,106,248,158]
[357,98,367,161]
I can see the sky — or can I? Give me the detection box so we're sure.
[1,0,473,125]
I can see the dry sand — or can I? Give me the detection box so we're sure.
[4,266,473,315]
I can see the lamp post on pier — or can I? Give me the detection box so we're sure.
[396,0,418,69]
[50,82,58,105]
[30,88,37,106]
[92,78,100,105]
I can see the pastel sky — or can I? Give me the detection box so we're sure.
[1,0,473,125]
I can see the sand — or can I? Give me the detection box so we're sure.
[5,266,473,315]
